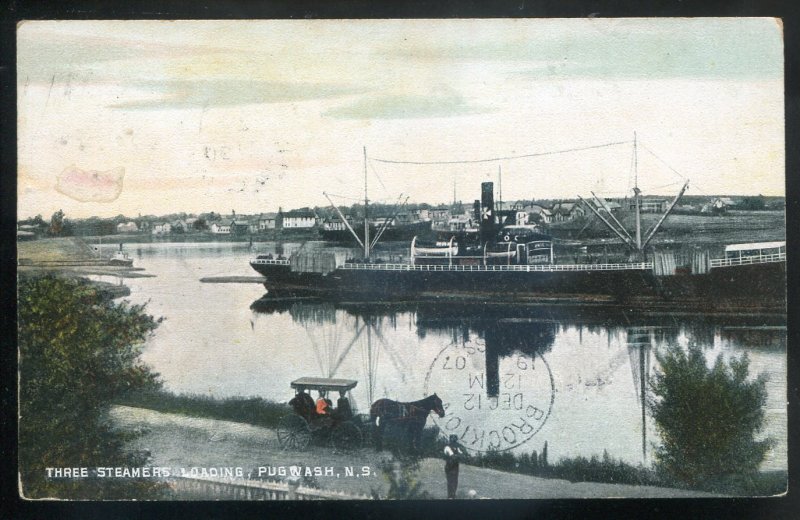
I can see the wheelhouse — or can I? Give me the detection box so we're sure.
[724,241,786,260]
[493,225,554,265]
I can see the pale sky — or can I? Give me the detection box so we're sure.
[17,18,784,219]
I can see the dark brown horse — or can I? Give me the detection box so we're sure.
[370,394,445,451]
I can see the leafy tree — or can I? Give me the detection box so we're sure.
[193,217,208,231]
[648,345,771,488]
[739,196,766,211]
[18,275,163,499]
[48,209,65,236]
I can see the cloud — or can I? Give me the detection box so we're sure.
[324,90,490,120]
[108,79,364,110]
[17,28,233,84]
[380,19,783,80]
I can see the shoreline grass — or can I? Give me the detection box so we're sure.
[114,389,291,429]
[114,389,786,496]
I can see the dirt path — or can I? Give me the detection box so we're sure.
[110,406,718,499]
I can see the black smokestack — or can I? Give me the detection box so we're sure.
[473,200,481,223]
[481,182,495,244]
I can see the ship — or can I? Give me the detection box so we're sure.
[250,141,786,312]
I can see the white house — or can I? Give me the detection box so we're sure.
[151,222,172,235]
[258,212,279,230]
[116,221,139,233]
[282,210,317,228]
[210,220,232,234]
[551,202,586,222]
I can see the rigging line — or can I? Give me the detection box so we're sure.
[640,143,688,181]
[648,181,684,191]
[325,192,363,202]
[368,159,388,192]
[628,141,635,193]
[370,140,633,165]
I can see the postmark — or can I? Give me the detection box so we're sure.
[424,338,555,453]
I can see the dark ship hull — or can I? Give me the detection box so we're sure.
[249,257,785,313]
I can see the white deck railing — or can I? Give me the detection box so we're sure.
[339,262,653,273]
[250,258,291,266]
[710,252,786,268]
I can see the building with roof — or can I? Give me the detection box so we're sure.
[282,209,317,228]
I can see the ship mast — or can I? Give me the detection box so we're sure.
[634,132,642,252]
[363,146,370,260]
[579,132,688,257]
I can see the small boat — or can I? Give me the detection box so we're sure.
[108,243,133,267]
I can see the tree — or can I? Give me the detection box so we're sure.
[18,275,163,499]
[648,345,771,488]
[48,209,65,236]
[739,196,766,211]
[193,217,208,231]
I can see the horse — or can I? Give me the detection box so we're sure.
[369,394,445,452]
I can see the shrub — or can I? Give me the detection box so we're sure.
[648,344,771,488]
[18,275,164,499]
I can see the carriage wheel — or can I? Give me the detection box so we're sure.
[330,422,363,453]
[276,414,312,450]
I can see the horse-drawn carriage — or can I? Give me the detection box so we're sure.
[278,376,446,453]
[277,377,372,452]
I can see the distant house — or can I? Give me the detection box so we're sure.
[322,217,352,231]
[430,206,451,228]
[282,210,317,228]
[702,197,734,215]
[630,199,666,213]
[17,224,37,240]
[226,219,246,235]
[210,220,231,234]
[172,219,189,233]
[551,202,586,222]
[410,208,430,221]
[710,197,735,214]
[116,221,139,233]
[151,222,172,235]
[447,214,474,231]
[525,204,553,224]
[258,212,279,231]
[185,217,199,230]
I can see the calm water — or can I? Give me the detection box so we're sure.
[94,242,787,471]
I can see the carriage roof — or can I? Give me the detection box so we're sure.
[290,377,358,392]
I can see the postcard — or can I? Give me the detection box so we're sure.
[17,18,786,500]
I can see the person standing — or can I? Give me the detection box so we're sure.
[443,434,465,499]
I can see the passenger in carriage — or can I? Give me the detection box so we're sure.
[335,393,352,419]
[316,391,332,415]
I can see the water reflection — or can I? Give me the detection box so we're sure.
[107,242,785,468]
[251,296,786,463]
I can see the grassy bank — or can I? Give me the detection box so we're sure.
[114,389,291,429]
[115,390,786,496]
[466,448,785,496]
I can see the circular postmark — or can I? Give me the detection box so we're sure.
[424,339,554,453]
